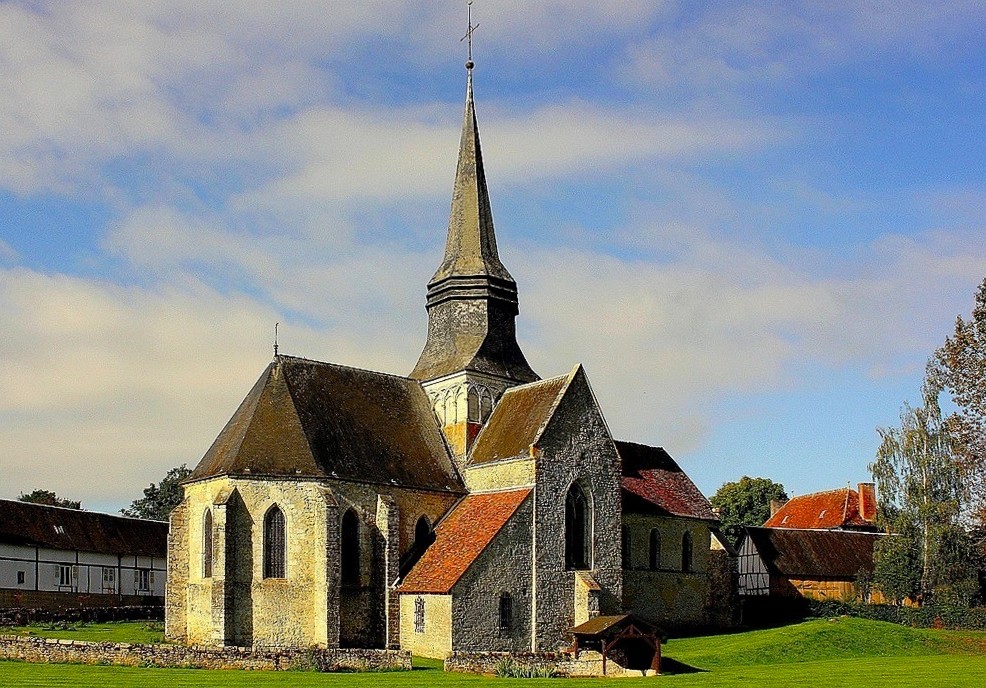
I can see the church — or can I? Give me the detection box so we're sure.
[164,59,722,657]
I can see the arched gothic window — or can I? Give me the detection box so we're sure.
[341,509,360,587]
[263,505,286,579]
[202,509,213,579]
[468,386,481,422]
[414,515,433,550]
[498,592,513,634]
[649,529,662,571]
[681,531,693,573]
[565,482,591,570]
[621,527,632,569]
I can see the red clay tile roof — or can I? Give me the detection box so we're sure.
[0,499,167,556]
[190,355,463,493]
[469,373,571,465]
[399,488,531,594]
[617,441,716,521]
[764,488,876,530]
[743,527,882,578]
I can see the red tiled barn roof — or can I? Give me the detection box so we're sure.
[764,487,876,530]
[617,441,716,521]
[399,488,531,594]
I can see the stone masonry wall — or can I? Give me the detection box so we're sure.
[0,634,410,671]
[445,650,642,677]
[170,475,460,649]
[621,513,711,630]
[450,496,534,653]
[532,368,623,651]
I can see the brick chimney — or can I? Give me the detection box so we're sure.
[769,498,788,517]
[857,482,876,522]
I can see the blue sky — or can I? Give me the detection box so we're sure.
[1,1,985,513]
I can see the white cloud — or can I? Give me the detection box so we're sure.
[621,1,986,93]
[514,222,986,451]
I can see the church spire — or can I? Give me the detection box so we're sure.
[430,66,511,285]
[410,61,538,386]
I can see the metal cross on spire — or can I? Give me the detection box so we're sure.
[461,0,479,69]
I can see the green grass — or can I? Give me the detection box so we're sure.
[666,616,986,668]
[1,621,165,645]
[0,618,984,687]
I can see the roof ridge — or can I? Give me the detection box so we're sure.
[0,498,168,524]
[615,439,667,452]
[788,487,853,498]
[276,353,419,384]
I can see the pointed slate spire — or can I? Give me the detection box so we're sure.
[430,69,512,285]
[410,64,538,385]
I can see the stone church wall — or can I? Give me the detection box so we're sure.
[450,496,534,653]
[621,514,711,630]
[463,456,536,492]
[180,478,337,648]
[531,371,623,651]
[168,475,460,650]
[399,593,452,659]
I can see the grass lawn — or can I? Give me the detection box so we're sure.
[0,618,984,687]
[1,621,165,644]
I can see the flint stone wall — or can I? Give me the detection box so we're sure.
[0,634,410,672]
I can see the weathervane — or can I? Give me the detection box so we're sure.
[461,0,479,69]
[274,322,279,357]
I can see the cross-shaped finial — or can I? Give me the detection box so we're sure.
[461,0,479,69]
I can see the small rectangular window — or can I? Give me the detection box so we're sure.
[58,565,73,587]
[498,592,513,634]
[17,571,25,585]
[136,569,150,592]
[102,567,116,592]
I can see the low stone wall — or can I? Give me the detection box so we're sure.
[0,635,411,672]
[445,650,644,677]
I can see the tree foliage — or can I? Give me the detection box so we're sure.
[870,387,975,603]
[710,476,788,544]
[18,489,81,510]
[122,465,191,521]
[928,276,986,524]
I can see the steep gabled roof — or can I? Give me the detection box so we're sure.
[399,488,531,594]
[468,372,572,465]
[190,355,463,493]
[743,527,881,579]
[764,487,876,530]
[0,499,167,557]
[617,441,716,521]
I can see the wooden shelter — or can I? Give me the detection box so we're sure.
[570,614,662,675]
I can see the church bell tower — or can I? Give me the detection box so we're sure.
[411,61,539,457]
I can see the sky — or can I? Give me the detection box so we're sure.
[1,1,985,514]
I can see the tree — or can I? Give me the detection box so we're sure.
[870,386,975,602]
[18,489,81,510]
[123,465,192,521]
[710,476,788,544]
[928,276,986,524]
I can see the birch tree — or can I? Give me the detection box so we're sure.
[928,276,986,524]
[870,386,968,600]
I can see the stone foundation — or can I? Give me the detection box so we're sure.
[0,634,411,672]
[445,650,647,677]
